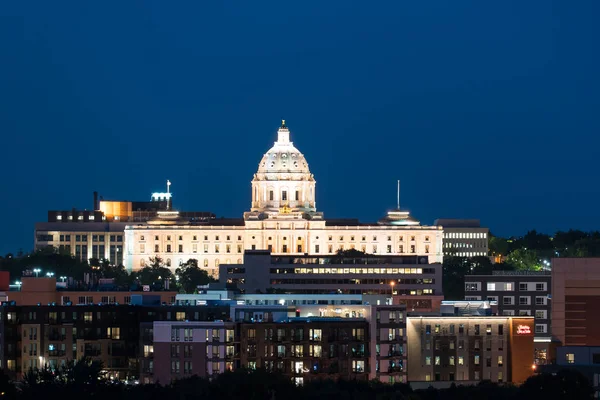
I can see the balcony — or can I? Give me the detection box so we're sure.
[212,336,221,343]
[48,350,66,357]
[387,351,402,357]
[48,334,66,341]
[85,349,102,357]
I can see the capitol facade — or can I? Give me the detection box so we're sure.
[123,121,443,277]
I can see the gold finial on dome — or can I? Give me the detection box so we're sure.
[281,119,286,128]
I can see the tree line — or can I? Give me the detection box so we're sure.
[0,248,215,293]
[1,360,593,400]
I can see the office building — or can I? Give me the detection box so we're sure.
[435,219,488,257]
[219,251,441,295]
[34,192,213,264]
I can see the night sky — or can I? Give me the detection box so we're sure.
[1,1,599,255]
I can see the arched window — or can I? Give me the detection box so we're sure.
[215,259,220,267]
[204,259,209,267]
[140,259,145,267]
[166,258,171,267]
[237,259,242,264]
[226,259,231,264]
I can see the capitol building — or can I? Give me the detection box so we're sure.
[123,121,443,277]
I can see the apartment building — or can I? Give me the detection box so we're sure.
[150,321,236,384]
[238,317,370,385]
[0,303,230,381]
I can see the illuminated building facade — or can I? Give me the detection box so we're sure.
[464,271,553,365]
[34,193,214,264]
[434,219,489,258]
[219,251,441,296]
[124,121,444,278]
[406,315,535,386]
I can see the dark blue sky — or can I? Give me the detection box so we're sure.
[1,1,599,255]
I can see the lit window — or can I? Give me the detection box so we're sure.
[566,353,575,364]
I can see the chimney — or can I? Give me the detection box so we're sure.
[93,191,99,210]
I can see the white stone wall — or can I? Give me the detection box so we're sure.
[124,223,443,277]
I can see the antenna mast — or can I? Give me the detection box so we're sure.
[167,180,171,211]
[397,180,400,210]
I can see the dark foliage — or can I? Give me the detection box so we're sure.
[0,367,592,400]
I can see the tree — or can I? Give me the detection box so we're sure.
[506,249,540,271]
[519,370,594,399]
[442,256,499,300]
[175,259,216,293]
[489,234,509,256]
[133,257,174,289]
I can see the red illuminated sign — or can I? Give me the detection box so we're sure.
[516,325,531,335]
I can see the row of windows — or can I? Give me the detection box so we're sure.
[37,234,123,242]
[426,355,503,367]
[141,234,244,242]
[446,252,487,257]
[423,338,503,351]
[268,267,430,275]
[426,370,503,383]
[425,323,504,336]
[465,282,547,292]
[140,258,242,268]
[266,278,435,286]
[142,243,245,254]
[138,234,433,243]
[444,232,488,239]
[56,214,103,221]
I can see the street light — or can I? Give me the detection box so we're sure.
[60,276,67,283]
[390,281,396,295]
[33,268,41,277]
[15,281,22,291]
[46,272,55,278]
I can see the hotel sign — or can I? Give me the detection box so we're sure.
[516,325,531,335]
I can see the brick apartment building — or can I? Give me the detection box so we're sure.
[0,303,230,381]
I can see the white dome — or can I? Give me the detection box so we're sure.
[250,121,317,213]
[256,121,311,175]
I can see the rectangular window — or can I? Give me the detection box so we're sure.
[179,244,183,253]
[566,353,575,364]
[282,191,287,201]
[166,244,172,253]
[535,297,546,305]
[269,191,274,201]
[536,283,545,291]
[519,283,528,291]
